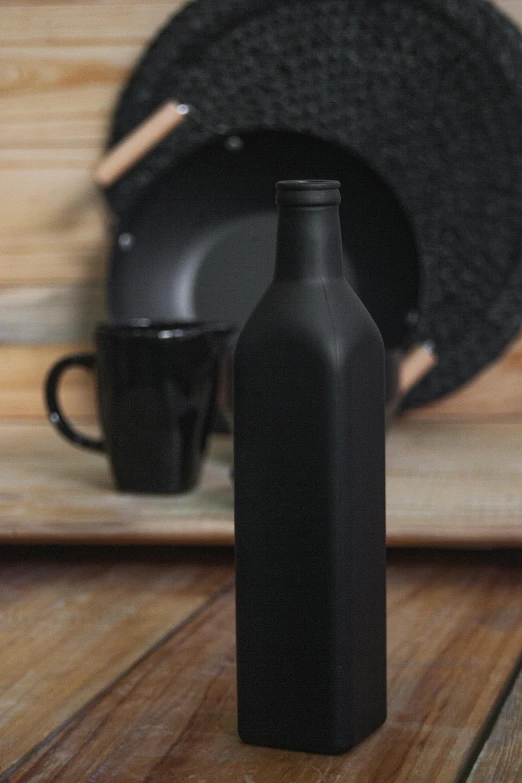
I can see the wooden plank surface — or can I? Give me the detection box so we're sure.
[0,4,177,42]
[467,666,522,783]
[0,3,182,150]
[0,426,235,545]
[0,545,234,774]
[0,343,95,420]
[0,2,184,290]
[1,0,173,5]
[0,285,105,342]
[5,549,522,783]
[0,170,107,287]
[385,415,522,546]
[1,418,522,547]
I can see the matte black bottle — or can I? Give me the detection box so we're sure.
[234,180,386,755]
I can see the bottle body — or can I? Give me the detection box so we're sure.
[234,181,386,754]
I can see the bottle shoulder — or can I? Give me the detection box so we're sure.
[236,278,383,366]
[323,279,385,356]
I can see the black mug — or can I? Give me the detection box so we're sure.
[45,320,234,493]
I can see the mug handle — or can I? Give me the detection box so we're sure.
[45,354,105,452]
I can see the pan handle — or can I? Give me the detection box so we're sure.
[93,101,189,188]
[399,343,437,397]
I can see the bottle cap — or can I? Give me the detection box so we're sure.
[276,180,341,206]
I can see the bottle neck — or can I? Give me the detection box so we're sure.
[273,204,344,281]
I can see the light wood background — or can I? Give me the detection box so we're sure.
[1,0,521,421]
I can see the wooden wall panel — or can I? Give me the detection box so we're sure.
[0,0,521,420]
[0,343,95,420]
[0,5,177,39]
[0,3,184,292]
[2,0,171,6]
[0,4,180,150]
[0,285,105,342]
[0,1,186,420]
[0,167,106,285]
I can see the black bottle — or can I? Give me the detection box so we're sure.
[234,180,386,755]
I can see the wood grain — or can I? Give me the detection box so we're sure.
[0,426,235,545]
[0,418,521,547]
[0,343,95,419]
[6,550,522,783]
[0,4,182,149]
[385,415,522,547]
[467,666,522,783]
[0,285,105,342]
[0,3,184,289]
[0,5,177,42]
[0,545,234,773]
[0,169,107,286]
[398,343,437,396]
[94,101,188,186]
[1,0,176,6]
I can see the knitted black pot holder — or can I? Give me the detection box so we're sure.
[103,0,522,408]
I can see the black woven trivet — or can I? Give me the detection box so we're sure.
[104,0,522,408]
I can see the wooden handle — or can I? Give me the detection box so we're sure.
[399,343,438,396]
[94,101,189,188]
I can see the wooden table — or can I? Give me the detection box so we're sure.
[0,544,520,783]
[2,419,522,547]
[0,418,521,781]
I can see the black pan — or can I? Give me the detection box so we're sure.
[108,130,419,352]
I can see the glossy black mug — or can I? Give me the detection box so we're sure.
[45,321,234,493]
